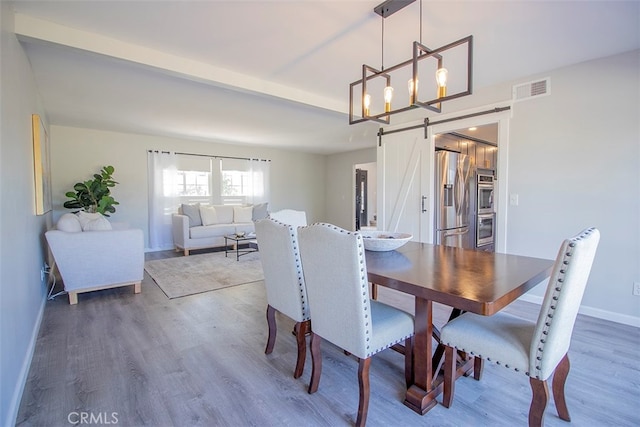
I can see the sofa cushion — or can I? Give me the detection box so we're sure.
[252,202,269,221]
[234,206,253,223]
[181,203,202,227]
[57,213,82,232]
[215,205,234,224]
[77,211,112,231]
[200,205,218,226]
[189,224,236,239]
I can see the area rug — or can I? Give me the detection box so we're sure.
[144,251,263,299]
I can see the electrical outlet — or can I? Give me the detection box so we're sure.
[633,282,640,296]
[509,194,519,206]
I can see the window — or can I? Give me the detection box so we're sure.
[172,170,210,197]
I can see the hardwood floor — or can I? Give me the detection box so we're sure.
[16,249,640,426]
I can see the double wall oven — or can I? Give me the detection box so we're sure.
[475,170,495,251]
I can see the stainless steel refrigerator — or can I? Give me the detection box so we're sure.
[434,150,472,249]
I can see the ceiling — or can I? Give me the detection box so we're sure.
[12,0,640,155]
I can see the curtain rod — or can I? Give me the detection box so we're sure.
[377,106,511,146]
[147,150,270,162]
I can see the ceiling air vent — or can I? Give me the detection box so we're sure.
[512,78,550,102]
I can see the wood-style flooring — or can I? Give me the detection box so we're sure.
[16,249,640,426]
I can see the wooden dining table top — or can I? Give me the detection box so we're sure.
[365,241,555,315]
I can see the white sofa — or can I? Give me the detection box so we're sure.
[45,217,144,304]
[172,203,268,256]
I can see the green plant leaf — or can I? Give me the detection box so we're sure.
[64,165,119,216]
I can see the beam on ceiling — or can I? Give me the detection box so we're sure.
[14,13,346,115]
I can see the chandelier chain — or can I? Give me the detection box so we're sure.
[419,0,422,45]
[381,16,385,71]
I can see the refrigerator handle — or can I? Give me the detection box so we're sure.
[421,196,427,213]
[454,166,462,215]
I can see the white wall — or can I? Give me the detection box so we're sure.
[504,50,640,324]
[0,3,51,425]
[50,126,327,249]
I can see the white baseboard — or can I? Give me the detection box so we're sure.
[5,294,47,427]
[518,294,640,328]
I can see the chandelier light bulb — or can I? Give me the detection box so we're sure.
[436,67,448,98]
[363,93,371,116]
[408,78,419,104]
[384,86,394,112]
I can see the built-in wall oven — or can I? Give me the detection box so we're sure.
[475,170,495,251]
[477,214,495,247]
[476,172,494,214]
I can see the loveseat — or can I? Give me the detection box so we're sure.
[172,203,268,256]
[45,212,144,304]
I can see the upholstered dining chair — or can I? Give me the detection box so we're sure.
[254,218,310,379]
[269,209,307,227]
[440,227,600,427]
[298,223,414,427]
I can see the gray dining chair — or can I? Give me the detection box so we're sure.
[254,218,310,378]
[440,227,600,427]
[298,223,414,427]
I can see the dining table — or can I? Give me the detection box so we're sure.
[365,241,554,415]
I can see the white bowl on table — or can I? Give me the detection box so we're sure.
[359,231,413,251]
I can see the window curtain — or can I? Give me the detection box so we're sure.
[147,151,178,250]
[247,159,270,205]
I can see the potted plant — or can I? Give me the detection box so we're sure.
[63,165,119,217]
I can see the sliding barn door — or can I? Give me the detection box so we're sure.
[377,127,431,243]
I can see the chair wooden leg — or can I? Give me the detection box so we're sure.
[133,282,141,294]
[293,320,310,379]
[404,337,413,388]
[552,354,571,422]
[308,333,322,394]
[356,357,371,427]
[529,377,550,427]
[265,305,276,355]
[473,356,484,381]
[442,346,456,408]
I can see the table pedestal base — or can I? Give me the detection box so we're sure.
[403,358,475,415]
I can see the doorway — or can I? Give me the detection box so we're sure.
[355,168,367,230]
[434,123,498,252]
[428,110,510,252]
[354,162,377,230]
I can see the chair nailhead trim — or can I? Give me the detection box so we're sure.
[318,224,415,359]
[533,227,595,378]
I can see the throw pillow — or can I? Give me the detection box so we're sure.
[76,211,112,231]
[181,203,202,227]
[215,205,234,223]
[234,206,253,223]
[252,202,269,221]
[76,211,102,229]
[56,213,82,232]
[83,216,112,231]
[200,205,218,226]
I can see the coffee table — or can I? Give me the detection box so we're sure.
[224,233,258,261]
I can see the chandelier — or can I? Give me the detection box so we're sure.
[349,0,473,125]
